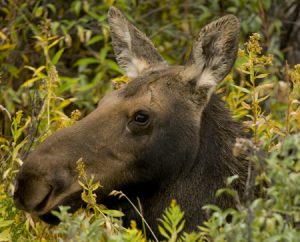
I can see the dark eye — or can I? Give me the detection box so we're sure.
[133,112,149,125]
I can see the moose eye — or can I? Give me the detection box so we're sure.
[133,112,149,125]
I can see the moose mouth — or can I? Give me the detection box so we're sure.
[38,190,84,225]
[38,189,127,225]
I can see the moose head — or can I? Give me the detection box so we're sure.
[14,7,247,231]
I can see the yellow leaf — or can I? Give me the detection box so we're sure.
[256,73,269,79]
[0,228,11,241]
[0,43,15,51]
[241,101,251,110]
[0,31,7,40]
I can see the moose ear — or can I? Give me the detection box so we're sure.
[108,7,165,78]
[183,15,240,99]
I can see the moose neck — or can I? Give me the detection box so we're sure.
[117,94,247,233]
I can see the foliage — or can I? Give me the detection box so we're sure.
[200,134,300,242]
[158,200,185,242]
[0,0,300,241]
[0,0,292,122]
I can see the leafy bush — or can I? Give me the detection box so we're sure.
[200,134,300,242]
[1,1,300,241]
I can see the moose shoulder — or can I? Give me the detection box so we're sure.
[14,6,248,234]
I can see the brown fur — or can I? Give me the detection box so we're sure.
[14,7,247,236]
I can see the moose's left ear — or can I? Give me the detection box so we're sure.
[183,15,240,97]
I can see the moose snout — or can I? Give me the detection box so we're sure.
[14,174,54,214]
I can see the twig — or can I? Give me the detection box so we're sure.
[21,86,44,160]
[244,146,257,242]
[110,190,159,242]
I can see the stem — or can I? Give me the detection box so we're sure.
[114,191,159,242]
[137,197,147,238]
[284,62,291,135]
[44,36,52,130]
[249,55,258,146]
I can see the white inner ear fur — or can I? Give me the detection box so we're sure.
[111,17,132,50]
[182,65,217,100]
[127,58,150,78]
[196,69,217,100]
[110,17,151,78]
[196,69,216,89]
[202,72,218,102]
[182,64,217,88]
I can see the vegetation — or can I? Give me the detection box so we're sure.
[0,0,299,241]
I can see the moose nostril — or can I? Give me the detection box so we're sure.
[34,185,53,212]
[13,176,54,213]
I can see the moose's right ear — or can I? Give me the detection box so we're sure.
[108,7,165,78]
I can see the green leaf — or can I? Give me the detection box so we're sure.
[100,209,124,217]
[202,204,222,213]
[107,59,123,73]
[46,3,56,14]
[34,6,43,18]
[158,225,170,239]
[48,37,64,49]
[158,200,185,240]
[0,228,11,241]
[52,48,65,65]
[21,77,42,87]
[0,220,13,228]
[177,220,185,233]
[227,174,239,185]
[216,188,237,198]
[87,35,103,46]
[231,84,251,94]
[160,217,172,234]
